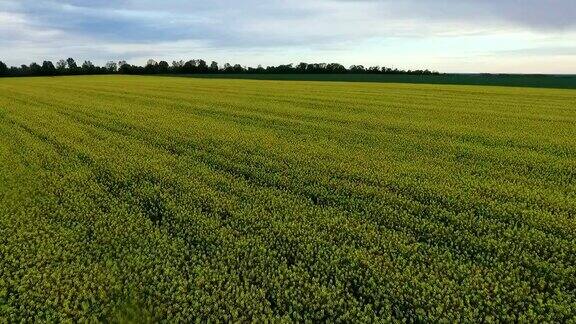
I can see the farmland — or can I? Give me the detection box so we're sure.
[183,73,576,90]
[0,75,575,321]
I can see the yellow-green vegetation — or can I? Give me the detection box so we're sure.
[0,75,575,322]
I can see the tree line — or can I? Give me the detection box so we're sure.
[0,58,440,77]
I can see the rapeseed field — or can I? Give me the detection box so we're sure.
[0,75,574,321]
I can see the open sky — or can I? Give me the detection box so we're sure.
[1,0,575,73]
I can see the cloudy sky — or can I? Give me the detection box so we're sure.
[1,0,575,73]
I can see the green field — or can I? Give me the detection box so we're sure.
[0,75,575,321]
[179,73,576,90]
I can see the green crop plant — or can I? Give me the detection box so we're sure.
[0,75,574,322]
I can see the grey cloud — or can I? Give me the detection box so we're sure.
[335,0,576,30]
[4,0,574,51]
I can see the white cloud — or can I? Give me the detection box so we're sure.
[0,0,575,73]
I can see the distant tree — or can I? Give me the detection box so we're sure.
[0,61,8,75]
[197,59,208,73]
[66,58,78,70]
[118,61,131,74]
[0,57,440,78]
[296,62,308,72]
[82,60,95,73]
[82,60,94,69]
[146,59,157,67]
[29,62,42,75]
[325,63,346,73]
[306,63,327,73]
[171,60,184,73]
[144,59,158,73]
[42,61,56,75]
[158,61,169,73]
[56,59,67,71]
[232,64,244,73]
[183,60,197,73]
[105,61,118,72]
[367,66,380,74]
[209,61,219,73]
[350,65,365,73]
[20,64,30,75]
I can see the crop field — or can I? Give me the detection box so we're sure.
[185,73,576,90]
[0,75,575,321]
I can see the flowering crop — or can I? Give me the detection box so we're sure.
[0,75,575,321]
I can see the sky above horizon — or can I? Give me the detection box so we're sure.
[1,0,575,74]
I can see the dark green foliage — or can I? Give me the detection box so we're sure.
[41,61,56,75]
[67,58,78,70]
[0,57,439,77]
[0,61,7,75]
[29,62,42,75]
[0,76,575,322]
